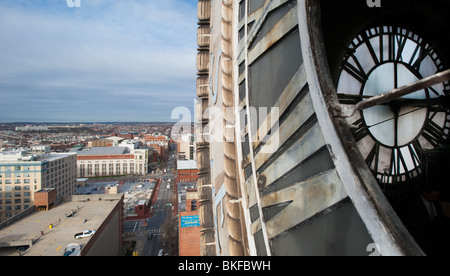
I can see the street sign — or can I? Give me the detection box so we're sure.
[180,215,200,228]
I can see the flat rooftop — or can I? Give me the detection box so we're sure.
[177,159,197,170]
[0,152,76,163]
[0,194,123,256]
[72,147,129,156]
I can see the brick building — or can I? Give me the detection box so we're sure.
[176,160,198,184]
[144,133,169,161]
[178,188,200,256]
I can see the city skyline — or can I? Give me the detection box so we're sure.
[0,0,198,123]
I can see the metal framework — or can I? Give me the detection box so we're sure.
[195,0,450,256]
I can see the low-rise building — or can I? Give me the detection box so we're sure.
[177,133,196,161]
[144,133,169,161]
[72,147,148,177]
[176,160,198,184]
[178,187,200,256]
[0,193,124,256]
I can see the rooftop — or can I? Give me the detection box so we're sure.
[177,160,197,170]
[71,147,130,156]
[105,137,125,142]
[0,194,123,256]
[0,148,76,163]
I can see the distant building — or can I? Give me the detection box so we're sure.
[105,184,119,195]
[177,134,196,161]
[15,125,49,132]
[34,188,57,211]
[111,132,138,140]
[71,147,148,177]
[144,133,169,147]
[105,136,125,146]
[144,133,169,161]
[87,139,114,148]
[176,160,198,184]
[0,147,77,222]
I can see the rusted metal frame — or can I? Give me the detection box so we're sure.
[234,0,261,256]
[258,120,325,187]
[254,83,311,172]
[342,69,450,118]
[237,0,256,257]
[262,169,347,239]
[241,0,273,256]
[237,0,290,59]
[247,5,299,66]
[298,0,424,255]
[245,2,306,170]
[252,66,308,162]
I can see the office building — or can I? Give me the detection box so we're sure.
[72,147,148,177]
[177,133,196,161]
[0,146,77,222]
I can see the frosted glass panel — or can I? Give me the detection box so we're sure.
[362,63,426,147]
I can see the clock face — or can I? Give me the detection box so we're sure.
[337,25,450,184]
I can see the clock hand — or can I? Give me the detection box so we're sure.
[339,94,448,108]
[340,69,450,118]
[363,106,425,129]
[394,96,448,108]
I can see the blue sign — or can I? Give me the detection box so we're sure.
[181,215,200,228]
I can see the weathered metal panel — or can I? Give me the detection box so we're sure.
[248,2,298,62]
[200,0,436,256]
[249,29,303,115]
[262,169,347,239]
[259,122,327,186]
[252,65,308,147]
[298,0,424,255]
[254,86,313,170]
[269,199,374,256]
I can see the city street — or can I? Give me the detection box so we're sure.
[122,155,177,256]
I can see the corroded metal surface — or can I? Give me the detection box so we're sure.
[197,0,448,256]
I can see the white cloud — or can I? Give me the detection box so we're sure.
[0,0,198,122]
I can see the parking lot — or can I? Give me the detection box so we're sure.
[77,179,157,195]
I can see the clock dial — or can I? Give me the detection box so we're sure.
[337,26,450,184]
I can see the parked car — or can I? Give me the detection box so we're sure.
[158,249,164,256]
[74,230,96,240]
[64,243,83,256]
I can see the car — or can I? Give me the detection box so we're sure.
[64,243,83,256]
[148,233,153,240]
[158,249,164,256]
[74,230,96,240]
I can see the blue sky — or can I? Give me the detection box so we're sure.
[0,0,199,122]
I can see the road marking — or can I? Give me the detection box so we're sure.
[132,221,140,232]
[145,229,162,234]
[56,246,61,252]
